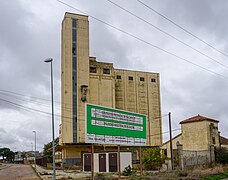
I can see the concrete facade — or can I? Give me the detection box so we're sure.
[161,115,220,158]
[59,12,162,165]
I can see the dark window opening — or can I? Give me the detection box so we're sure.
[103,68,110,74]
[128,76,133,80]
[90,67,97,73]
[140,77,145,81]
[151,78,156,82]
[72,47,76,55]
[116,75,121,79]
[212,137,215,144]
[72,19,76,28]
[164,149,167,157]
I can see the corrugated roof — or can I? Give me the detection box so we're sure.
[180,115,219,124]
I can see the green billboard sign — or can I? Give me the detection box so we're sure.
[85,104,147,146]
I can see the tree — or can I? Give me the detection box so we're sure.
[0,147,15,162]
[43,137,59,163]
[215,147,228,164]
[142,147,165,170]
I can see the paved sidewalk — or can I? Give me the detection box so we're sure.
[33,165,92,179]
[0,164,40,180]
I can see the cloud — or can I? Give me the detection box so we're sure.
[0,128,19,145]
[0,0,227,151]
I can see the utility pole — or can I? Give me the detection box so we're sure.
[169,112,174,170]
[33,131,36,169]
[44,58,56,180]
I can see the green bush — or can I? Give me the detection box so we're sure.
[215,148,228,164]
[122,165,133,176]
[142,147,165,170]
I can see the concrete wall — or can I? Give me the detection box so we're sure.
[89,59,115,108]
[161,134,182,158]
[120,152,132,172]
[114,69,162,146]
[181,121,219,151]
[61,13,162,147]
[61,146,91,165]
[61,13,89,144]
[161,120,220,159]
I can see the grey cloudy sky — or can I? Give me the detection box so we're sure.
[0,0,227,151]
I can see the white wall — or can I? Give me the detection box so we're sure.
[83,152,132,172]
[120,152,132,172]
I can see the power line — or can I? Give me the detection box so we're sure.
[0,89,75,112]
[0,96,168,132]
[0,96,181,141]
[0,97,71,123]
[136,0,228,58]
[106,0,228,69]
[56,0,228,81]
[0,89,61,105]
[0,91,54,109]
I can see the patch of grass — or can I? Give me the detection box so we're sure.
[200,172,228,180]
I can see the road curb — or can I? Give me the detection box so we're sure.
[31,164,43,180]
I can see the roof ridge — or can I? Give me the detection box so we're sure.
[180,115,219,124]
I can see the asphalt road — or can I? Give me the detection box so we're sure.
[0,164,41,180]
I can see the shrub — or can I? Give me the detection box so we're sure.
[122,165,133,176]
[215,148,228,164]
[142,147,165,170]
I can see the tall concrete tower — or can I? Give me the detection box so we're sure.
[59,12,162,166]
[61,13,89,144]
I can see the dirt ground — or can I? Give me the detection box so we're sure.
[35,164,228,180]
[1,163,227,180]
[130,165,228,180]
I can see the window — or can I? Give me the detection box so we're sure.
[140,77,145,81]
[90,67,96,73]
[72,19,76,28]
[117,75,121,79]
[212,137,215,144]
[72,47,76,55]
[128,76,133,80]
[103,68,110,74]
[151,78,156,82]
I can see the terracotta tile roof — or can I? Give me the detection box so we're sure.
[220,136,228,145]
[180,115,219,124]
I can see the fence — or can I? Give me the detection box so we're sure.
[177,145,215,170]
[182,150,211,167]
[36,156,48,167]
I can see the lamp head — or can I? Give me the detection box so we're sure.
[44,58,53,63]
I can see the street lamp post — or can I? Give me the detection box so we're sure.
[44,58,56,180]
[32,130,36,169]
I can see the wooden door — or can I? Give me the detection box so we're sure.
[84,154,91,171]
[109,153,117,172]
[99,154,106,172]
